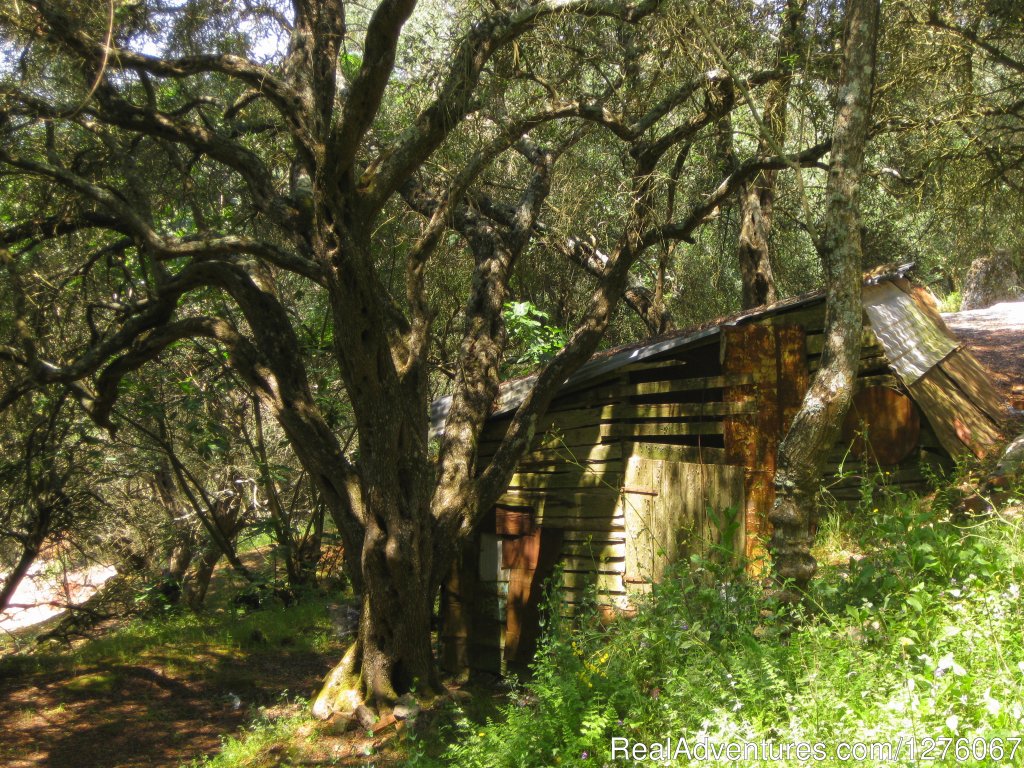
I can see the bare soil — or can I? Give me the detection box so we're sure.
[0,641,336,767]
[943,301,1024,405]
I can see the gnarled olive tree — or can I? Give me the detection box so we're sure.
[1,0,832,711]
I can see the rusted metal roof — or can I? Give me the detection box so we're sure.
[863,281,958,384]
[429,263,916,439]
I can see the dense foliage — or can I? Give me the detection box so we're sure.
[429,483,1024,767]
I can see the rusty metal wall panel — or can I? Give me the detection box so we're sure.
[495,507,534,536]
[503,527,564,669]
[722,323,809,568]
[722,324,776,566]
[840,386,922,466]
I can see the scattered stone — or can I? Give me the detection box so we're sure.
[371,712,398,734]
[988,433,1024,490]
[393,694,420,721]
[354,704,378,730]
[325,713,354,735]
[328,604,360,638]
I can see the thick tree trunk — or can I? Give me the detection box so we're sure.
[182,542,221,610]
[310,219,442,710]
[769,0,879,597]
[359,547,437,700]
[312,423,439,711]
[737,0,806,309]
[351,426,439,703]
[737,182,778,308]
[313,534,437,717]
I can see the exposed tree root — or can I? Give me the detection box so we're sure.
[311,639,363,719]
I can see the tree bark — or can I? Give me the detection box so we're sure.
[769,0,880,597]
[0,544,40,614]
[182,541,221,610]
[737,0,807,309]
[152,463,196,600]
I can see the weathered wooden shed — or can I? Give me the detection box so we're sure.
[432,268,1008,675]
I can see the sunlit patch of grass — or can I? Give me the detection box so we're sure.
[0,592,339,703]
[64,670,120,693]
[812,507,864,567]
[63,595,335,670]
[40,703,66,718]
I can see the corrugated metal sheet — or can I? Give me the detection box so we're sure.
[863,281,958,385]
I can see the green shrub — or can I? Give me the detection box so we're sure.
[426,492,1024,767]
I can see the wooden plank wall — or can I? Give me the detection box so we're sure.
[445,340,763,671]
[623,458,745,585]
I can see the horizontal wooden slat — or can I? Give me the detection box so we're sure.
[511,443,623,466]
[596,373,755,399]
[508,467,623,491]
[627,442,729,464]
[601,401,755,419]
[544,376,755,416]
[499,488,627,506]
[605,421,725,439]
[560,572,626,592]
[521,401,752,433]
[539,516,626,531]
[480,424,605,452]
[560,541,626,558]
[562,556,626,574]
[562,529,626,542]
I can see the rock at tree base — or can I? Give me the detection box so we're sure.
[989,433,1024,490]
[961,250,1024,310]
[393,694,420,721]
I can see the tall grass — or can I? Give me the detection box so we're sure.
[423,488,1024,767]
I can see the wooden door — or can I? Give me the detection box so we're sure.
[502,526,564,671]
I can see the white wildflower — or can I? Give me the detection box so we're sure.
[981,688,1002,716]
[935,653,966,678]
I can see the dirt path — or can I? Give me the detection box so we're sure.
[0,640,338,767]
[0,548,344,768]
[943,301,1024,406]
[1,561,118,634]
[0,664,246,768]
